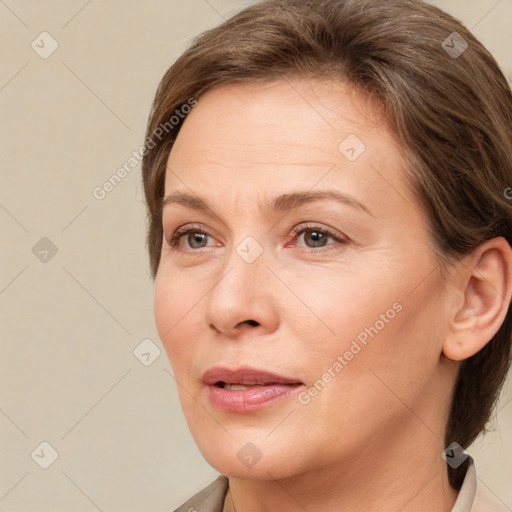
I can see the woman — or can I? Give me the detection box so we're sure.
[141,0,512,510]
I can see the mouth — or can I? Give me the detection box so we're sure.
[215,381,284,391]
[202,367,304,413]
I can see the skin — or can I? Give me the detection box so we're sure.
[153,78,512,512]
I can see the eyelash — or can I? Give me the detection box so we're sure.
[167,222,348,253]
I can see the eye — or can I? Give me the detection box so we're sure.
[168,223,216,250]
[289,223,348,251]
[166,222,348,253]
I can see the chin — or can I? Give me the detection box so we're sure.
[188,425,303,480]
[203,448,297,480]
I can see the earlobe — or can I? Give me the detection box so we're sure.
[442,237,512,362]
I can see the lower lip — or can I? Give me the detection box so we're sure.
[207,383,302,412]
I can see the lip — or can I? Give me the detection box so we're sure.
[202,366,304,413]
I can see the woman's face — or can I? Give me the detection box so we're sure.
[154,78,457,479]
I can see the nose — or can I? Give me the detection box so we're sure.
[204,244,279,339]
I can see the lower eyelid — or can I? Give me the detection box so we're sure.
[292,236,347,251]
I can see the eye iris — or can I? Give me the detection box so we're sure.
[305,229,327,247]
[189,232,207,248]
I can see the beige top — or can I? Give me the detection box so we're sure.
[173,456,509,512]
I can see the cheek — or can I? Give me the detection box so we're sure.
[301,268,399,350]
[302,260,443,388]
[330,278,447,409]
[153,271,201,364]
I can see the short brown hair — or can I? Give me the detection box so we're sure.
[141,0,512,490]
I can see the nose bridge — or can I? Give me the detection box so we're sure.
[216,230,267,297]
[218,195,268,270]
[204,229,273,335]
[233,231,266,266]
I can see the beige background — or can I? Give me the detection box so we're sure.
[1,1,511,510]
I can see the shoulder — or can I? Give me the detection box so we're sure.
[171,475,229,512]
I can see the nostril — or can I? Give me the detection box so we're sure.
[246,320,259,326]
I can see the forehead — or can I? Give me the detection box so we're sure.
[169,78,388,162]
[164,78,411,217]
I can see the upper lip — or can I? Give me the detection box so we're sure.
[202,366,303,386]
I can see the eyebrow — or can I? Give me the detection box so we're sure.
[162,190,373,217]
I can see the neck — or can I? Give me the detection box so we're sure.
[225,422,459,512]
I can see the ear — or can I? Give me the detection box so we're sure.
[443,237,512,361]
